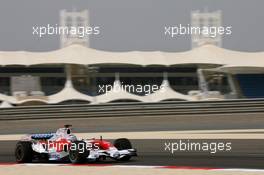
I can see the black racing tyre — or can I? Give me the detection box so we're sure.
[114,138,132,150]
[114,138,132,161]
[69,141,89,163]
[15,141,33,163]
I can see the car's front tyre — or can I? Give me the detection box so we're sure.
[69,141,89,163]
[114,138,132,161]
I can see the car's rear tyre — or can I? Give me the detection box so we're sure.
[114,138,132,161]
[69,141,89,163]
[15,141,33,163]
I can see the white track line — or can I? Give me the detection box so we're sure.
[2,163,264,172]
[1,129,264,140]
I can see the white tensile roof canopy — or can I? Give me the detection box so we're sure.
[0,44,263,71]
[0,44,264,105]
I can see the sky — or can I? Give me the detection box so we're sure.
[0,0,263,52]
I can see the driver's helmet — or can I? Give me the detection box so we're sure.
[56,128,71,136]
[54,125,77,141]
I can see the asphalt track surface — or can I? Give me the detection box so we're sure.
[0,113,264,134]
[1,112,264,169]
[1,140,264,169]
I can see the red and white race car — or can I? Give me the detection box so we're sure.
[15,125,137,163]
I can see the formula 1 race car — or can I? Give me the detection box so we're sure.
[14,125,137,163]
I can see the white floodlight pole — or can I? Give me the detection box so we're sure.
[197,69,209,98]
